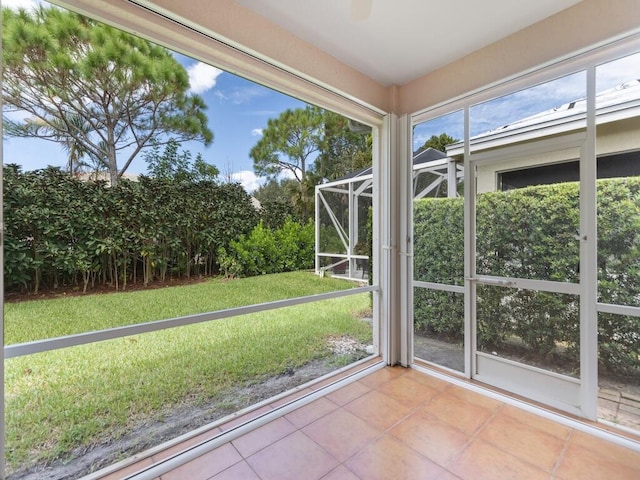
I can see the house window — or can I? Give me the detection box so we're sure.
[499,150,640,190]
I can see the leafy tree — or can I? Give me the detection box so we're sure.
[253,178,296,205]
[2,6,213,185]
[250,106,324,218]
[250,106,372,219]
[143,139,219,183]
[418,133,458,153]
[315,109,372,180]
[253,178,299,228]
[250,106,323,183]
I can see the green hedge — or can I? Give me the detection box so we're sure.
[414,177,640,376]
[217,218,315,277]
[4,166,259,292]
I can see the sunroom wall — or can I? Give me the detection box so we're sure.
[62,1,640,117]
[399,0,640,115]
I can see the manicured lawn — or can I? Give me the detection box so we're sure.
[5,271,360,344]
[5,272,372,470]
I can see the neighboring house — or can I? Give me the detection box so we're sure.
[74,171,140,184]
[446,79,640,193]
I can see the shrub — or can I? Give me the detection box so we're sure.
[218,219,315,277]
[3,166,259,292]
[413,177,640,375]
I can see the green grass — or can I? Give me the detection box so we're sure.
[5,271,359,343]
[5,272,372,470]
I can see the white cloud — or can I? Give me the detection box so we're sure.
[279,169,297,180]
[214,85,268,105]
[231,170,264,193]
[244,110,280,116]
[187,62,224,95]
[251,128,263,137]
[3,0,41,10]
[596,52,640,91]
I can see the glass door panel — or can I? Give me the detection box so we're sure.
[476,284,580,378]
[469,71,588,413]
[595,52,640,433]
[412,110,465,372]
[471,139,585,413]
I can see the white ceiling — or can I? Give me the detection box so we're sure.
[234,0,582,86]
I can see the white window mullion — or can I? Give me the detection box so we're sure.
[464,105,474,379]
[375,115,393,363]
[398,114,412,367]
[580,64,599,420]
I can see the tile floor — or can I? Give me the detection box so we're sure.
[101,366,640,480]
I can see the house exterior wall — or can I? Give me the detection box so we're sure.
[475,147,580,193]
[473,116,640,193]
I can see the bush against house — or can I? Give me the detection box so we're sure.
[3,165,258,293]
[413,177,640,376]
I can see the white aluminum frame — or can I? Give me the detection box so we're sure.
[0,2,393,478]
[469,134,588,416]
[315,149,460,282]
[409,32,640,423]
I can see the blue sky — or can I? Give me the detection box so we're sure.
[4,0,639,189]
[2,0,306,192]
[413,54,640,152]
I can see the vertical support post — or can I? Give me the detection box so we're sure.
[348,180,355,279]
[353,181,360,278]
[375,115,394,363]
[315,185,320,274]
[463,106,474,379]
[581,65,598,420]
[397,114,412,366]
[447,157,457,198]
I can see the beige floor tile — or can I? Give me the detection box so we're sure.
[344,390,412,431]
[284,396,338,429]
[500,404,571,440]
[320,465,361,479]
[390,411,470,467]
[326,380,371,406]
[478,411,566,472]
[246,430,338,480]
[359,366,407,389]
[377,375,440,409]
[231,416,296,457]
[569,430,640,466]
[422,391,494,435]
[448,438,548,480]
[210,460,261,480]
[435,471,462,480]
[103,367,640,480]
[303,408,381,462]
[448,385,503,411]
[405,369,452,391]
[160,443,242,480]
[554,441,640,480]
[345,435,445,480]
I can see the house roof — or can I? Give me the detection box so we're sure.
[324,148,448,185]
[446,79,640,156]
